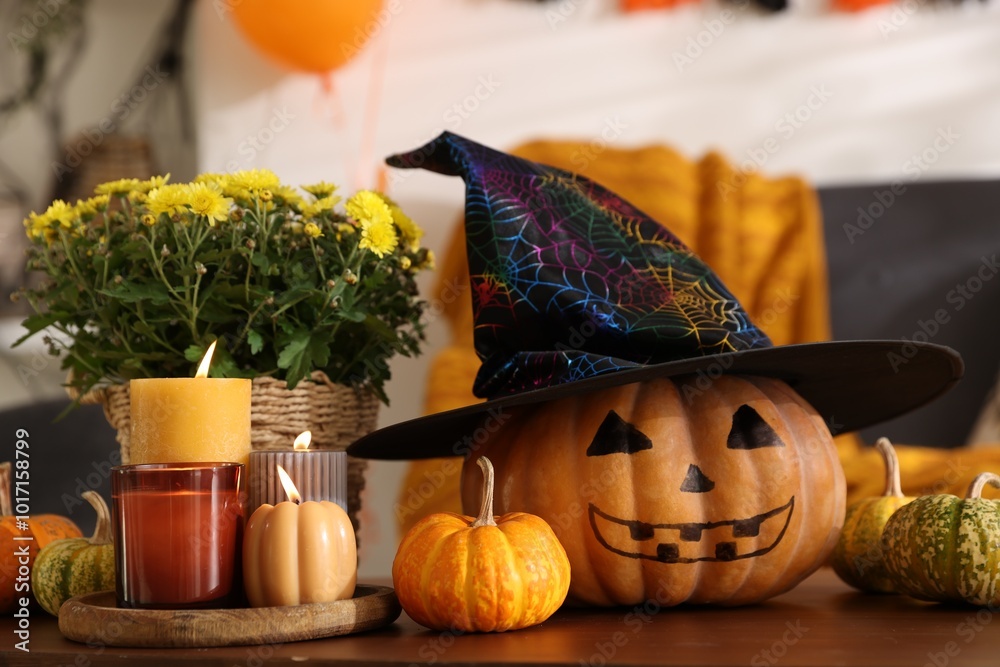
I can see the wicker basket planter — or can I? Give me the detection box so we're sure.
[83,372,379,536]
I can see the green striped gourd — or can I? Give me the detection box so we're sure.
[32,491,115,616]
[831,438,914,593]
[881,472,1000,606]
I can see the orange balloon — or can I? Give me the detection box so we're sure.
[231,0,386,74]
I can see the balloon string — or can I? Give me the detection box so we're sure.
[313,72,345,128]
[353,27,391,191]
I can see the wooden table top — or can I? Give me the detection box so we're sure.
[2,568,997,666]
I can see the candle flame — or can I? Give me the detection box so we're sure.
[276,465,301,504]
[293,431,312,451]
[195,341,217,379]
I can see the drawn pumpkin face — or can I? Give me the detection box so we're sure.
[460,375,845,607]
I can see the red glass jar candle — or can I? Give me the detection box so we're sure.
[111,463,244,609]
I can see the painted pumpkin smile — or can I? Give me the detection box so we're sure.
[588,497,795,563]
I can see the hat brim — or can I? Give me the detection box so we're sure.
[347,341,963,460]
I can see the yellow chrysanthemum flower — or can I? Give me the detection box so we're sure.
[194,172,226,185]
[74,198,98,220]
[227,169,281,194]
[272,184,305,210]
[358,215,398,259]
[389,204,423,251]
[86,194,110,212]
[94,178,141,196]
[419,249,436,271]
[136,174,171,193]
[399,256,412,270]
[302,196,336,219]
[223,186,252,203]
[184,183,232,225]
[304,222,324,238]
[346,190,392,227]
[44,200,76,229]
[74,195,109,220]
[68,219,88,237]
[146,184,189,218]
[336,223,356,235]
[24,211,51,240]
[302,181,338,199]
[196,174,245,204]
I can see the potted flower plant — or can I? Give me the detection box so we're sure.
[14,169,433,529]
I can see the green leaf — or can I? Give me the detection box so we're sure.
[11,313,63,347]
[208,344,241,378]
[276,330,311,383]
[276,329,330,388]
[184,344,204,363]
[310,338,331,369]
[99,282,171,305]
[251,254,270,271]
[340,308,367,323]
[247,330,264,355]
[363,315,396,341]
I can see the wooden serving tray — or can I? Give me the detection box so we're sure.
[58,584,400,648]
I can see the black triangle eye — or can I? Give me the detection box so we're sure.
[727,405,784,450]
[586,410,653,457]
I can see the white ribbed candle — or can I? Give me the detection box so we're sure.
[248,451,347,516]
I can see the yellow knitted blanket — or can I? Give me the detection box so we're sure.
[396,139,999,535]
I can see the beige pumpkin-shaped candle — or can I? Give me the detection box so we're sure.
[243,465,356,607]
[831,437,914,593]
[32,492,114,616]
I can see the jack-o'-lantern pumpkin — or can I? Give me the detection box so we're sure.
[460,375,844,607]
[346,133,962,609]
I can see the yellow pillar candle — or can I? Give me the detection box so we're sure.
[129,342,251,468]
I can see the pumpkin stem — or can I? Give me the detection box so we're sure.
[82,491,113,546]
[0,463,11,516]
[966,472,1000,500]
[471,457,498,528]
[874,437,903,498]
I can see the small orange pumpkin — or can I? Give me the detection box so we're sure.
[0,461,82,612]
[393,457,571,632]
[461,376,845,607]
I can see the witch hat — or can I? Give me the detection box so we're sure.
[347,132,962,460]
